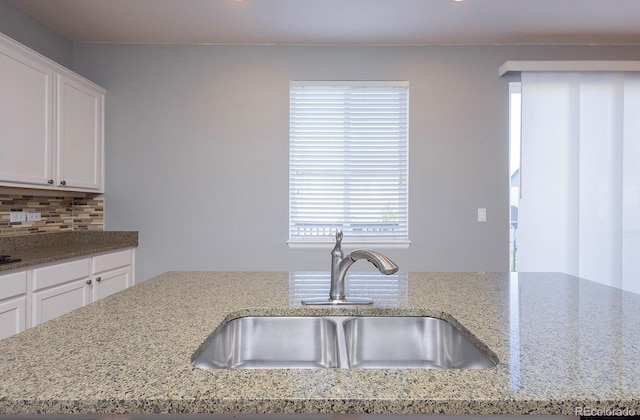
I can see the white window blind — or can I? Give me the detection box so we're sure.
[517,71,640,295]
[289,81,409,246]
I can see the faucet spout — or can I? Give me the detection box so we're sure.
[345,250,399,275]
[332,250,398,301]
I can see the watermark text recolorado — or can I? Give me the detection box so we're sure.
[575,406,636,416]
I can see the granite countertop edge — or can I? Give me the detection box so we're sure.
[0,397,615,416]
[0,231,139,272]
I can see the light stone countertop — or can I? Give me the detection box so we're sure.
[0,231,139,272]
[0,271,638,416]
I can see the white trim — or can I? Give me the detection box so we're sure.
[290,80,409,87]
[0,187,88,198]
[0,32,106,94]
[499,61,640,77]
[288,239,412,249]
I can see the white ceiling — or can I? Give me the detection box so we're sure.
[8,0,640,46]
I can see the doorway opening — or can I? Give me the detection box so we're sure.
[509,82,521,272]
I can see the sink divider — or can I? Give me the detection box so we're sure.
[329,316,352,369]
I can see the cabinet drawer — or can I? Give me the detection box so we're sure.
[0,271,27,300]
[32,258,90,291]
[93,249,132,273]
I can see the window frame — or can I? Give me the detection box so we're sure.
[288,80,411,249]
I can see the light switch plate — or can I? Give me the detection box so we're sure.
[27,212,41,222]
[477,208,487,223]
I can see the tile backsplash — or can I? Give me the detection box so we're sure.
[0,193,104,237]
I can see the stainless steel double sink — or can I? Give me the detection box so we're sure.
[192,316,497,370]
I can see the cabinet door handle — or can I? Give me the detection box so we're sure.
[86,279,92,285]
[96,277,102,282]
[60,180,67,186]
[48,179,54,184]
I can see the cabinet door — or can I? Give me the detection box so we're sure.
[0,297,27,340]
[0,270,28,340]
[0,41,54,187]
[31,258,91,326]
[56,74,104,191]
[32,279,89,326]
[92,267,131,302]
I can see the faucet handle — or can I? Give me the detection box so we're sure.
[331,229,344,258]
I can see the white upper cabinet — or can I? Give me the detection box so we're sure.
[56,74,104,191]
[0,39,55,187]
[0,33,105,193]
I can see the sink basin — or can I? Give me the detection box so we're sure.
[342,316,496,369]
[192,316,340,369]
[192,315,496,370]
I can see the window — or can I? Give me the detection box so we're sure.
[288,81,409,247]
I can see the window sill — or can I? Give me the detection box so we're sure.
[287,239,412,249]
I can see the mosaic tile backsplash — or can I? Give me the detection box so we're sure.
[0,193,104,236]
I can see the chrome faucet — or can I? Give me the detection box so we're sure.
[303,230,399,305]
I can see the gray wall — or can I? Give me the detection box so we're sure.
[0,0,72,68]
[2,2,640,283]
[72,44,640,282]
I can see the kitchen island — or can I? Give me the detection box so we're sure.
[0,271,638,416]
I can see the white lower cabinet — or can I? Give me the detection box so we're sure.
[0,298,26,340]
[0,247,134,339]
[91,249,134,301]
[92,267,131,301]
[0,271,28,340]
[32,277,90,326]
[32,258,91,326]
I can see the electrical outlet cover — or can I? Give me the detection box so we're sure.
[27,212,41,222]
